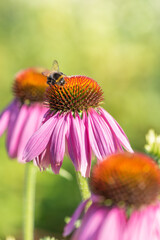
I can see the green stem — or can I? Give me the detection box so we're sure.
[23,163,37,240]
[76,171,91,200]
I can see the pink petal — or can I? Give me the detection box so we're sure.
[67,113,90,177]
[23,113,59,162]
[82,112,92,177]
[0,100,16,136]
[152,204,160,239]
[98,208,126,240]
[33,104,47,128]
[113,137,123,151]
[50,114,68,174]
[124,204,160,240]
[34,103,48,126]
[35,144,51,169]
[99,108,133,152]
[17,104,44,162]
[42,109,53,124]
[7,103,28,158]
[87,109,116,160]
[72,204,108,240]
[63,199,90,237]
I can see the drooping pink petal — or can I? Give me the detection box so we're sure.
[50,114,68,174]
[32,104,47,128]
[67,113,90,177]
[6,101,20,157]
[42,109,54,124]
[0,100,16,137]
[6,103,28,158]
[82,112,92,177]
[123,204,160,240]
[123,211,148,240]
[72,204,108,240]
[99,108,133,152]
[35,105,50,166]
[97,208,126,240]
[63,199,90,237]
[113,137,123,151]
[35,144,51,170]
[152,204,160,240]
[66,113,81,171]
[87,109,116,160]
[23,113,59,162]
[17,104,44,162]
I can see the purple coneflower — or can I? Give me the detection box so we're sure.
[64,152,160,240]
[0,68,48,162]
[23,75,133,177]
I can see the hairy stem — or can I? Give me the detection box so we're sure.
[76,171,91,200]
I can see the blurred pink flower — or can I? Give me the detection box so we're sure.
[0,68,48,162]
[23,75,133,177]
[123,203,160,240]
[64,197,126,240]
[64,153,160,239]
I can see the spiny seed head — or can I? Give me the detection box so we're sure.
[13,68,48,104]
[90,152,160,208]
[45,75,104,113]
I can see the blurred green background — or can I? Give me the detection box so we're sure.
[0,0,160,239]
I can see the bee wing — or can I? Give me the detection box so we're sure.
[52,60,60,72]
[42,70,50,77]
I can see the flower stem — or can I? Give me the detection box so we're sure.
[76,171,91,200]
[23,163,37,240]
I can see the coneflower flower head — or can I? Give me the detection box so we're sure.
[45,76,103,114]
[23,72,133,177]
[13,68,48,103]
[91,152,160,208]
[64,153,160,240]
[0,68,48,161]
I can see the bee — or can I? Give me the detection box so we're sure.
[42,60,66,86]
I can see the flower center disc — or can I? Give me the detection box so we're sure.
[45,75,104,113]
[13,68,48,103]
[90,153,160,208]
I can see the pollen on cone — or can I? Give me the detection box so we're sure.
[45,75,104,113]
[13,68,48,103]
[90,152,160,208]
